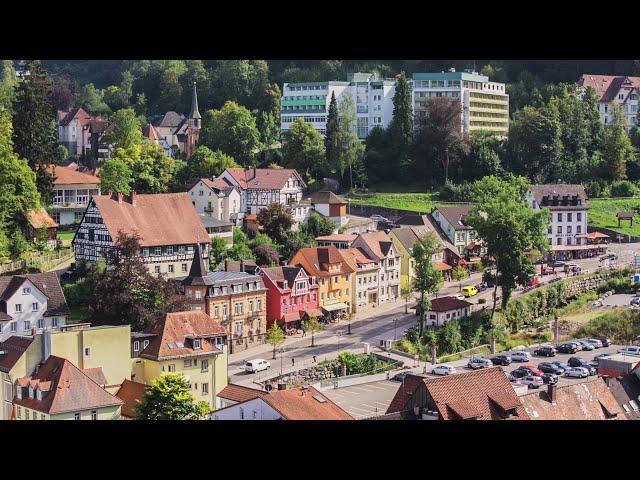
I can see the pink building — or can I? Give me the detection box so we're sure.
[256,265,321,331]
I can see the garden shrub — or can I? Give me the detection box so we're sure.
[584,180,610,198]
[610,180,638,197]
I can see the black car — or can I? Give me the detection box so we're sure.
[511,369,529,379]
[557,343,578,354]
[490,355,512,366]
[541,373,559,385]
[533,346,556,357]
[391,371,414,382]
[538,362,563,375]
[568,357,596,375]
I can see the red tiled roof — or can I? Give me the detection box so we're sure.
[0,337,34,373]
[14,356,123,415]
[290,246,354,277]
[200,177,235,191]
[316,234,357,243]
[354,231,394,261]
[82,367,107,387]
[217,384,265,403]
[261,386,353,420]
[91,193,209,247]
[115,379,148,418]
[578,74,640,102]
[434,261,452,271]
[57,107,92,127]
[45,165,100,186]
[140,311,227,360]
[310,191,346,205]
[26,209,58,229]
[428,296,472,312]
[423,367,529,420]
[385,374,426,414]
[520,377,624,420]
[142,123,162,141]
[224,168,306,190]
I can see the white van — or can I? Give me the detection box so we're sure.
[245,359,271,373]
[617,346,640,357]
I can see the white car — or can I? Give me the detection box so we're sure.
[564,367,589,378]
[432,365,457,376]
[510,351,531,362]
[370,214,388,222]
[455,294,466,301]
[617,346,640,357]
[245,359,271,373]
[520,375,543,389]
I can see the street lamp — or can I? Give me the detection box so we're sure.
[347,314,352,335]
[394,318,398,341]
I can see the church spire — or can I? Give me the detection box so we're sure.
[189,82,201,120]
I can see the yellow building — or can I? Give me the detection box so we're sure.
[133,311,229,411]
[13,355,123,420]
[290,246,354,317]
[1,323,131,420]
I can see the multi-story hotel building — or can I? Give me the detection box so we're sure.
[72,192,210,278]
[351,231,401,304]
[280,72,396,140]
[175,248,268,354]
[412,69,509,137]
[578,74,640,129]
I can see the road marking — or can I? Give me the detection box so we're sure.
[348,386,375,393]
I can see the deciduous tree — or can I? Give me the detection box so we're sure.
[282,118,326,182]
[302,316,323,347]
[135,373,211,420]
[266,322,286,359]
[412,232,444,336]
[256,203,293,244]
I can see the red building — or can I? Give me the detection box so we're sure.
[256,265,321,331]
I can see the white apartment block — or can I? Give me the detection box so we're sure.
[411,69,509,137]
[280,72,396,140]
[527,185,589,251]
[188,178,242,224]
[578,74,640,129]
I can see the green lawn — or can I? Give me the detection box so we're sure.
[57,231,75,246]
[347,192,471,213]
[588,197,640,237]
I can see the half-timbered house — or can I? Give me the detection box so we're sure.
[72,192,210,278]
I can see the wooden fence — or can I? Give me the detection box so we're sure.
[0,248,74,275]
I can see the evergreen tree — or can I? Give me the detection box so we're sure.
[388,72,413,176]
[325,91,339,174]
[11,60,58,205]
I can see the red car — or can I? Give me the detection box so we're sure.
[516,365,543,377]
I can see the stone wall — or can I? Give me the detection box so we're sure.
[563,271,620,297]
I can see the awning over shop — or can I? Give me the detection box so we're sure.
[282,312,301,323]
[551,244,598,251]
[302,308,324,318]
[587,231,610,239]
[435,261,452,271]
[322,302,349,313]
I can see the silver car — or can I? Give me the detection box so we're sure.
[564,367,589,378]
[585,338,603,348]
[467,357,493,370]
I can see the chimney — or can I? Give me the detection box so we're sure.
[116,192,123,204]
[130,190,137,206]
[224,259,229,272]
[240,259,245,272]
[547,384,557,404]
[43,329,52,362]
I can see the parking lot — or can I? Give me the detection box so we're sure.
[322,380,400,419]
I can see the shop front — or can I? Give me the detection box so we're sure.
[321,302,350,321]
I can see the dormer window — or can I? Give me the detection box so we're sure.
[193,339,202,349]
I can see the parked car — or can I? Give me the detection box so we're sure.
[455,294,466,301]
[506,372,518,382]
[617,346,640,357]
[567,341,584,351]
[467,357,493,370]
[510,351,532,362]
[516,365,543,376]
[541,373,559,385]
[599,338,612,347]
[511,369,529,379]
[533,346,556,357]
[245,359,271,373]
[567,357,596,374]
[461,285,478,297]
[631,297,640,306]
[578,341,595,351]
[541,266,555,275]
[370,214,388,222]
[537,362,564,375]
[477,283,488,291]
[490,354,512,366]
[392,371,415,382]
[593,353,611,363]
[557,343,578,354]
[585,338,603,348]
[551,361,572,372]
[565,367,589,378]
[431,365,457,376]
[520,375,544,389]
[552,260,565,268]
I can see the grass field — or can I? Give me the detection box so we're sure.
[588,197,640,237]
[348,192,470,213]
[57,231,75,246]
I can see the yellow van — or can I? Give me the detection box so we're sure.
[461,285,478,297]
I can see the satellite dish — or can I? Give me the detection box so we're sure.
[264,384,273,392]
